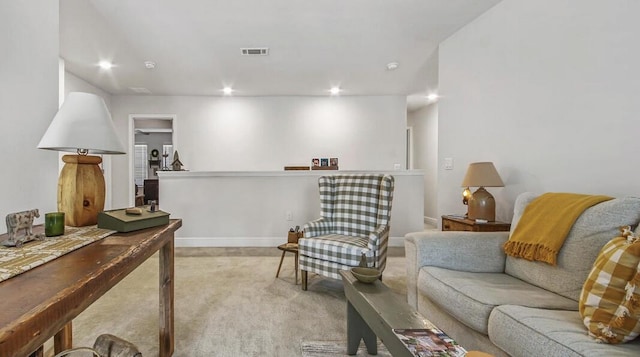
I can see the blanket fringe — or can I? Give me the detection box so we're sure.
[503,240,558,266]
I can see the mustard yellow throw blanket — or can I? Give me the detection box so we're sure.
[503,193,612,265]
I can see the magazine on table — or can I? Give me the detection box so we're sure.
[392,328,467,357]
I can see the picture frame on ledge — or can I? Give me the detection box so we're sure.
[311,157,339,170]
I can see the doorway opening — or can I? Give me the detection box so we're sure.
[406,126,414,170]
[128,115,177,207]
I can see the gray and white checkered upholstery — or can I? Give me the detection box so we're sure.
[299,174,394,281]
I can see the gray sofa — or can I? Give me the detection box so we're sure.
[405,192,640,357]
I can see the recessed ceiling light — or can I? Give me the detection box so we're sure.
[222,87,234,95]
[144,61,156,69]
[98,61,113,70]
[386,62,399,70]
[330,87,341,95]
[427,93,439,101]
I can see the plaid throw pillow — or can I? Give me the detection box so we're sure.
[579,226,640,343]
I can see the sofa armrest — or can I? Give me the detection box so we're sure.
[367,225,389,250]
[404,231,509,308]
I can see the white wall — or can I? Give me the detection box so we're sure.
[159,170,424,246]
[65,71,112,109]
[437,0,640,222]
[0,1,59,231]
[408,103,439,224]
[109,95,407,208]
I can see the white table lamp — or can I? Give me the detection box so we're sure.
[38,92,125,226]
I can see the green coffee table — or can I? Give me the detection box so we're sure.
[339,270,464,357]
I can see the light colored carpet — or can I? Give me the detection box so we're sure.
[61,251,407,357]
[301,341,391,357]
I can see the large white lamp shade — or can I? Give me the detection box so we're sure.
[38,92,125,154]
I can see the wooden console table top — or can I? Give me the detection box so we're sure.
[0,219,182,357]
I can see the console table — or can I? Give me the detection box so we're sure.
[0,219,182,357]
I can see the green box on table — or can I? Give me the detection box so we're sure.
[98,208,170,232]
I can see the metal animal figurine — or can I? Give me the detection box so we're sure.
[93,334,142,357]
[3,209,44,247]
[53,334,142,357]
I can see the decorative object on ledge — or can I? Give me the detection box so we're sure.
[171,150,184,171]
[162,151,169,170]
[37,92,125,227]
[311,166,339,170]
[3,209,44,247]
[284,166,310,170]
[461,162,504,222]
[310,157,338,170]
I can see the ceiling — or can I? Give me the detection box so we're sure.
[60,0,501,108]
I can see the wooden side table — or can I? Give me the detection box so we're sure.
[276,243,299,284]
[442,215,511,232]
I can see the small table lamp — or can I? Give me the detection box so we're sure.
[38,92,125,227]
[461,162,504,221]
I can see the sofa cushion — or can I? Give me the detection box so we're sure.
[579,229,640,343]
[489,305,640,357]
[506,193,640,301]
[298,234,369,266]
[419,266,577,334]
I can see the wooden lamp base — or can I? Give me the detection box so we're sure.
[58,155,105,227]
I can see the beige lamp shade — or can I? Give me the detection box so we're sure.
[461,162,504,188]
[461,162,504,222]
[38,92,125,226]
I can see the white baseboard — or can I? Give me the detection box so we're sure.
[175,236,406,248]
[424,216,438,227]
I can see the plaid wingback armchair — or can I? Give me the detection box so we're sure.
[299,174,394,290]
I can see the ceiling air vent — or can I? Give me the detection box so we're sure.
[241,48,269,56]
[129,87,152,94]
